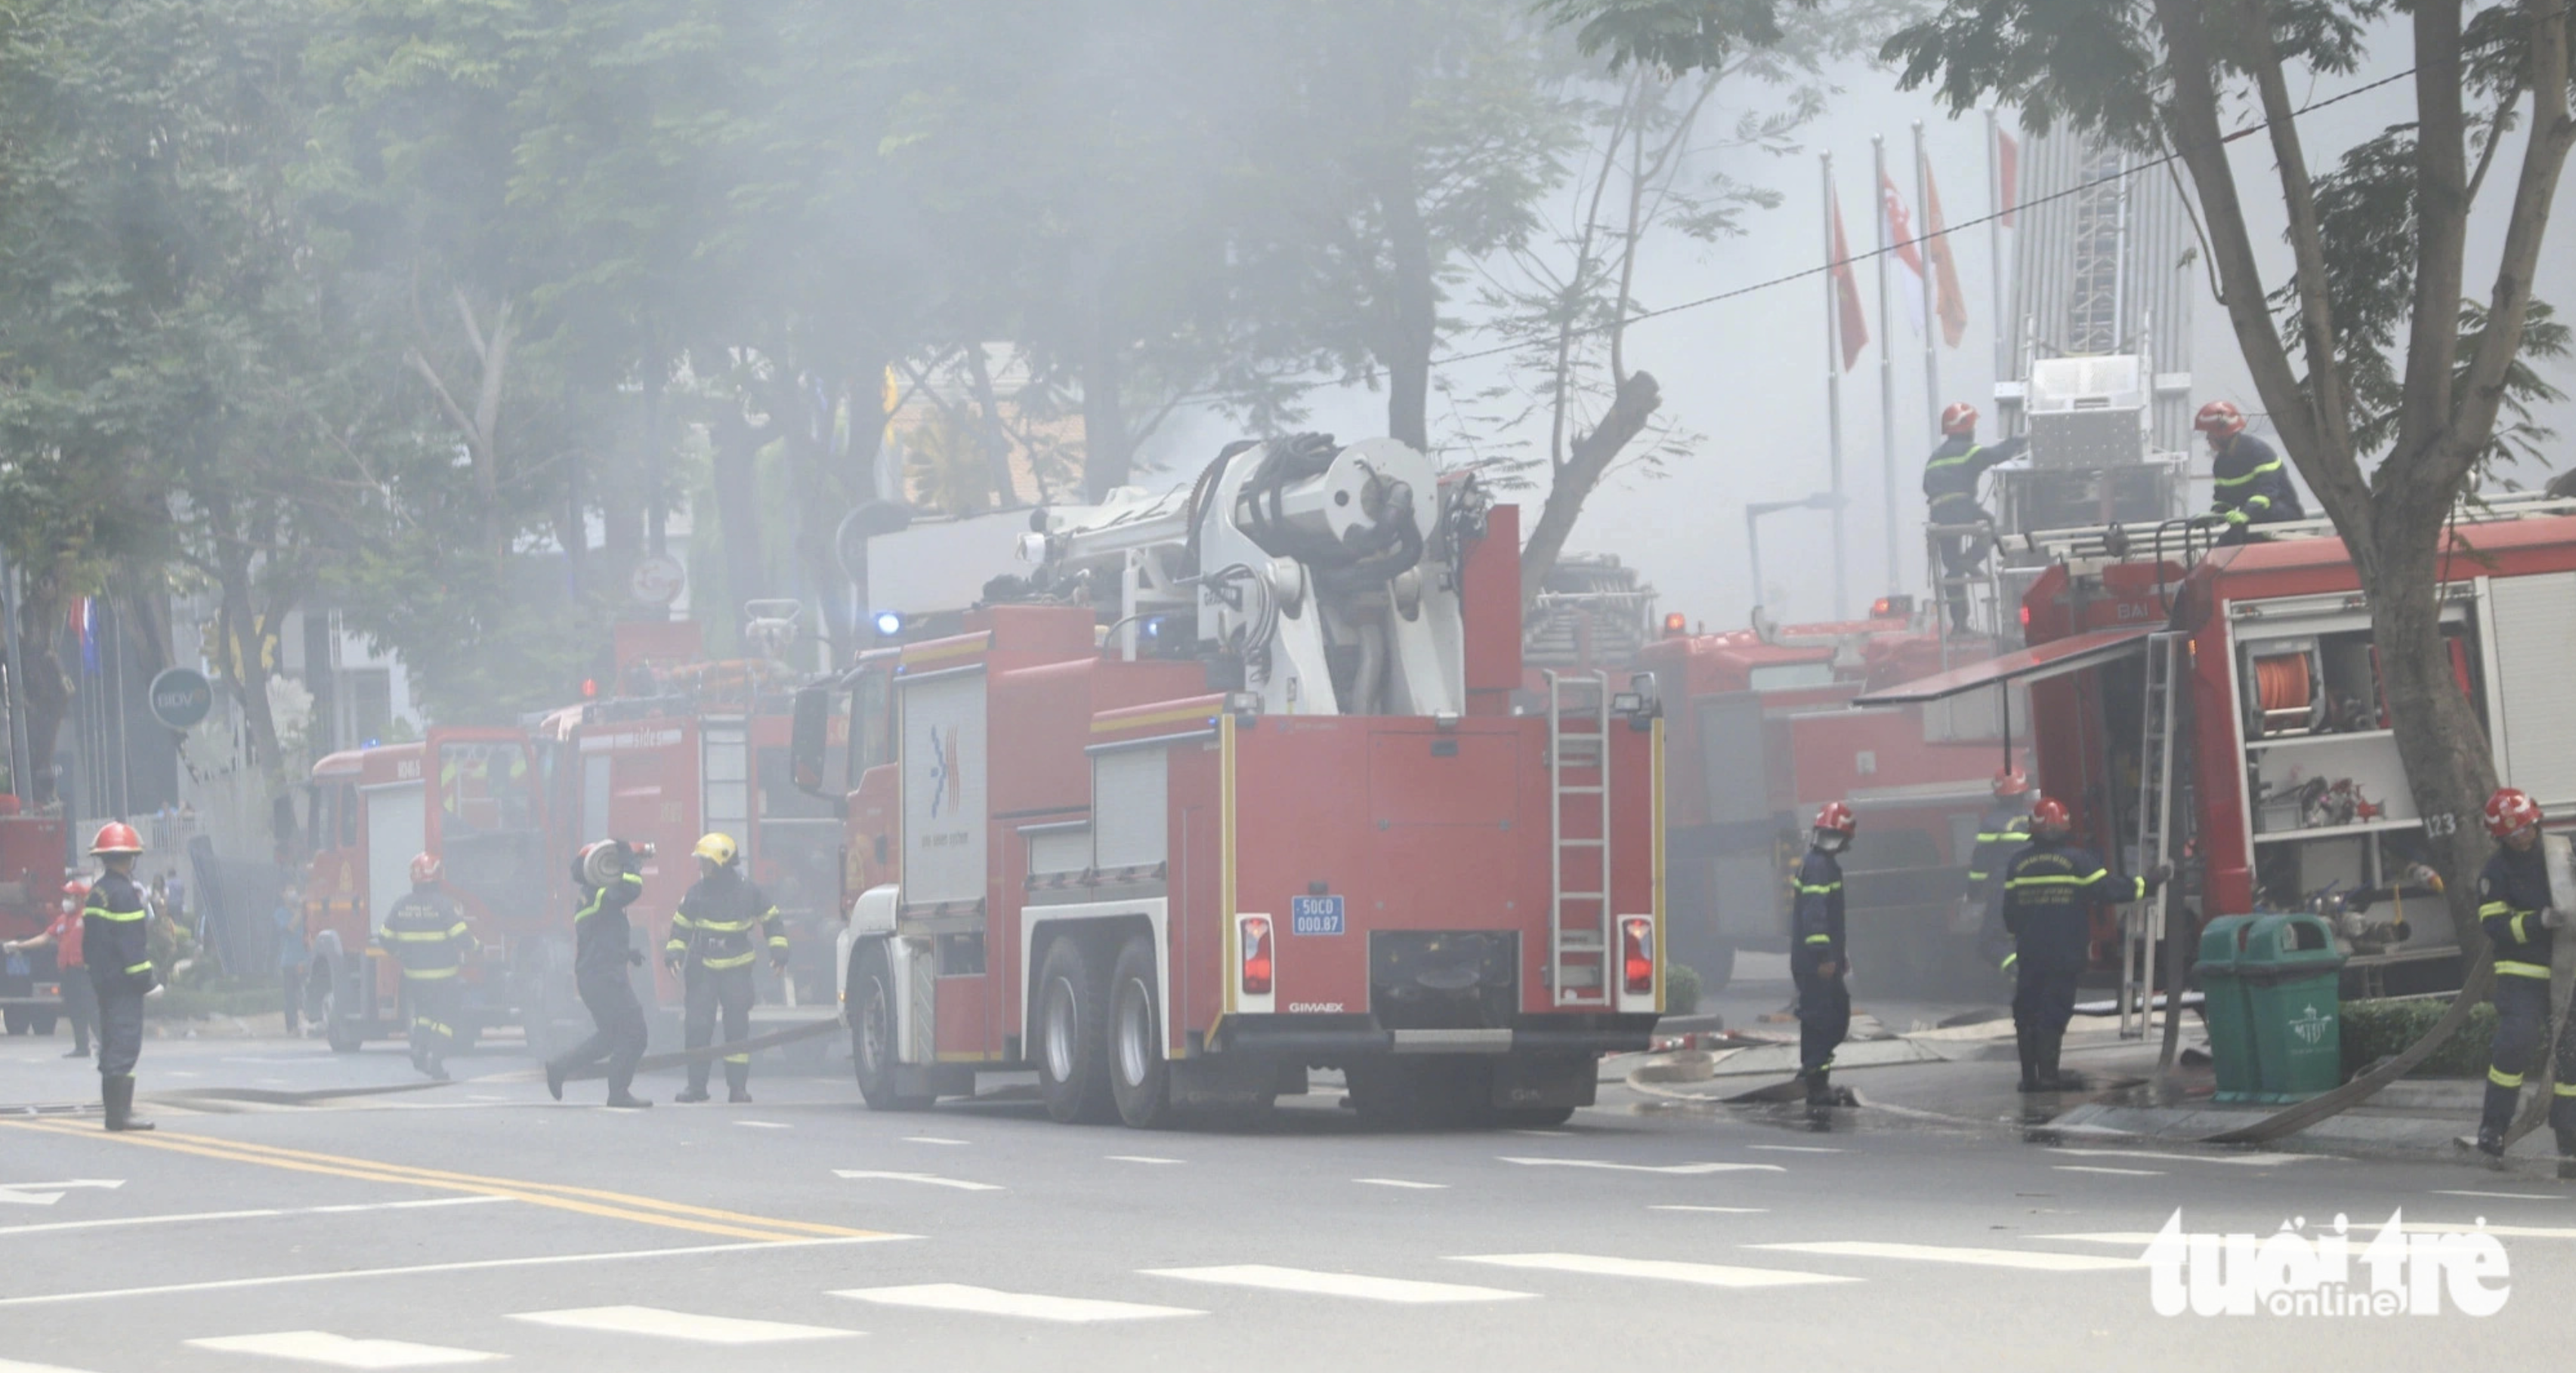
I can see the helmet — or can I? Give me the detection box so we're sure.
[2194,400,2247,440]
[2030,796,2072,838]
[2485,787,2543,839]
[692,832,740,866]
[1813,801,1858,838]
[1941,402,1978,436]
[409,853,442,885]
[1992,768,2031,798]
[63,879,88,898]
[88,822,142,856]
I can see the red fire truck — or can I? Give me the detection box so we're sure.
[0,801,68,1035]
[795,436,1664,1128]
[1857,494,2576,1011]
[303,727,558,1051]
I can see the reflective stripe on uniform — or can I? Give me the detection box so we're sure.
[2497,960,2553,980]
[2479,901,2513,918]
[703,951,758,970]
[2558,1082,2576,1098]
[2510,912,2531,944]
[1802,933,1833,946]
[2491,1066,2525,1088]
[2213,459,2283,488]
[85,906,147,922]
[2000,953,2017,971]
[401,966,462,980]
[123,961,152,975]
[1795,882,1842,895]
[576,872,644,921]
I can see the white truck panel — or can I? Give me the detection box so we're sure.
[900,671,988,907]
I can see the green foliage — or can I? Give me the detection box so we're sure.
[1664,961,1703,1014]
[2340,995,2499,1080]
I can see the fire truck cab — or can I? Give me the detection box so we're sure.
[0,803,67,1035]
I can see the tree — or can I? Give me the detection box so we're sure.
[1886,1,2576,1116]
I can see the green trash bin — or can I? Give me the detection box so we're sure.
[2239,912,2347,1103]
[2196,915,2261,1103]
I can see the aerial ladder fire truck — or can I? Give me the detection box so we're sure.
[792,433,1664,1128]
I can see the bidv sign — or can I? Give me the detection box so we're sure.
[2145,1209,2509,1318]
[147,668,215,732]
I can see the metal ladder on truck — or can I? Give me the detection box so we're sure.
[1545,671,1613,1007]
[2120,632,2185,1038]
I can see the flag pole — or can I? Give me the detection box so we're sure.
[1914,121,1939,452]
[1873,134,1899,599]
[1821,153,1847,621]
[1987,107,2007,393]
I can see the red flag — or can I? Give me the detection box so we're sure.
[1923,165,1969,348]
[1881,173,1925,335]
[1998,130,2019,227]
[1830,190,1867,371]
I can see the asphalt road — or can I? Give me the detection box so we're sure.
[2,1007,2568,1372]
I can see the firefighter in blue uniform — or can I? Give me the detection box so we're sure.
[2472,788,2576,1164]
[378,853,473,1081]
[2195,401,2304,542]
[82,822,156,1131]
[1793,801,1857,1107]
[545,840,653,1109]
[664,832,789,1104]
[1967,769,2035,983]
[1921,403,2027,632]
[2000,797,2167,1092]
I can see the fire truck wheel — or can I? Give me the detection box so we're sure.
[1035,936,1117,1125]
[2,1008,25,1035]
[848,940,931,1111]
[1108,935,1174,1129]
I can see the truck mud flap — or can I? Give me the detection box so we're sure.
[1491,1052,1597,1109]
[1168,1055,1298,1108]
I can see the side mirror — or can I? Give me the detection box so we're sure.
[790,684,832,798]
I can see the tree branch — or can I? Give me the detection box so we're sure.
[2393,0,2468,467]
[2448,0,2576,469]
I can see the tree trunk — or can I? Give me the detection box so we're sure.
[965,345,1020,510]
[709,404,768,625]
[17,559,73,810]
[199,489,290,806]
[1518,371,1662,605]
[1080,301,1131,501]
[1379,168,1436,452]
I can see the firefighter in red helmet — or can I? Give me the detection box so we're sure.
[376,853,472,1081]
[81,822,155,1131]
[1921,402,2026,633]
[2472,787,2576,1165]
[2194,401,2303,541]
[1793,801,1858,1107]
[2000,798,2167,1092]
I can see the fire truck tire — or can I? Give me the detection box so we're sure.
[848,941,931,1111]
[32,1013,57,1036]
[1489,1106,1576,1128]
[1108,935,1174,1129]
[1035,936,1117,1125]
[2,1008,25,1035]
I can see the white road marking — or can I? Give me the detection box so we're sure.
[1505,1129,1574,1137]
[0,1360,102,1373]
[1753,1241,2140,1272]
[2051,1222,2576,1244]
[0,1196,502,1239]
[2436,1190,2565,1201]
[2052,1165,2164,1177]
[186,1331,500,1368]
[1500,1157,1784,1175]
[733,1121,792,1130]
[1456,1253,1852,1288]
[0,1180,122,1207]
[1144,1265,1532,1304]
[903,1137,970,1146]
[1650,1205,1768,1214]
[2044,1147,2322,1168]
[833,1169,1002,1192]
[1744,1146,1841,1154]
[0,1235,908,1307]
[1106,1155,1183,1165]
[1354,1179,1448,1189]
[835,1284,1200,1323]
[509,1306,854,1344]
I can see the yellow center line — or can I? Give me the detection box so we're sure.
[4,1121,878,1243]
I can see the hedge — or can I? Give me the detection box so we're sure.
[1664,963,1703,1016]
[2338,995,2499,1081]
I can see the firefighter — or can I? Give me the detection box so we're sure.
[2000,798,2167,1092]
[1793,801,1857,1107]
[1921,403,2027,633]
[377,854,472,1081]
[1966,769,2035,983]
[2193,401,2304,541]
[5,880,95,1057]
[81,823,156,1131]
[664,832,789,1104]
[545,840,653,1109]
[2472,787,2576,1162]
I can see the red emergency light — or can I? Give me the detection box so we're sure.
[1662,612,1688,637]
[1620,916,1654,997]
[581,677,599,699]
[1240,915,1272,995]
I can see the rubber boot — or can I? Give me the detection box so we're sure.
[2045,1033,2083,1091]
[2478,1083,2518,1158]
[2035,1032,2065,1091]
[1804,1069,1834,1108]
[675,1061,711,1103]
[726,1060,752,1105]
[605,1063,651,1109]
[2015,1027,2045,1093]
[545,1058,567,1101]
[2556,1127,2576,1180]
[104,1075,153,1132]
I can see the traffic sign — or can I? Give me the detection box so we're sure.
[147,668,214,731]
[629,554,686,606]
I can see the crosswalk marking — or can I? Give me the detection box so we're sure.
[1455,1253,1853,1289]
[2045,1147,2321,1168]
[832,1170,1002,1192]
[2053,1165,2164,1177]
[1744,1145,1841,1154]
[1650,1205,1766,1214]
[1354,1179,1447,1189]
[1499,1158,1784,1175]
[903,1137,970,1146]
[733,1122,792,1130]
[508,1306,856,1344]
[2435,1190,2563,1201]
[1750,1242,2141,1272]
[1107,1155,1183,1165]
[0,1360,102,1373]
[835,1284,1200,1323]
[1144,1265,1533,1304]
[186,1331,500,1368]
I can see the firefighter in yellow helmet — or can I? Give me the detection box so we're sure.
[664,832,788,1103]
